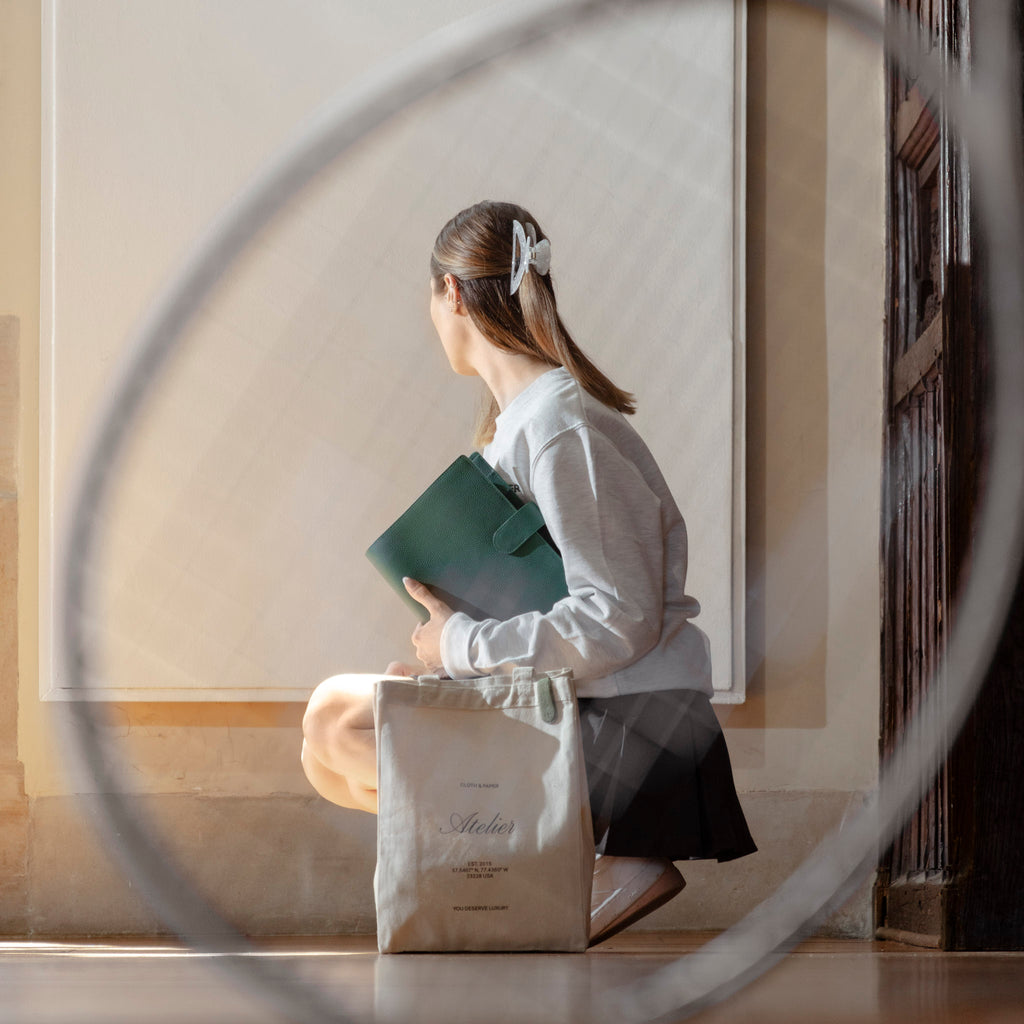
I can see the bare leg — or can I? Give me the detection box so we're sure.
[300,664,416,814]
[301,674,380,812]
[301,739,378,812]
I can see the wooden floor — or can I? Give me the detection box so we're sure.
[2,932,1023,1023]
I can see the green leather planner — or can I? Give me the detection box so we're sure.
[366,453,569,623]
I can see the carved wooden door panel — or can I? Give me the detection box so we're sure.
[878,0,1024,950]
[876,0,969,947]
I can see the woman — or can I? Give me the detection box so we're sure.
[301,200,756,945]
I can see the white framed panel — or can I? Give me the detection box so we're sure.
[40,0,747,701]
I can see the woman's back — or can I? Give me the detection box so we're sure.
[440,366,712,698]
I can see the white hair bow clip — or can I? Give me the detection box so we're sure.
[510,219,552,295]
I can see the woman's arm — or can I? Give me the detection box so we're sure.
[438,425,667,682]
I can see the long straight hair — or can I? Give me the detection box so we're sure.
[430,200,635,446]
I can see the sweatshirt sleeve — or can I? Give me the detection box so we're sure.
[440,424,666,682]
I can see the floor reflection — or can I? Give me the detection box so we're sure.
[3,934,1024,1024]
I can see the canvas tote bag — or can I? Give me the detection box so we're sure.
[374,667,594,952]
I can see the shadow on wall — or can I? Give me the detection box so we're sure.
[725,1,830,753]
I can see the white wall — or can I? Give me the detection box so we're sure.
[40,0,746,703]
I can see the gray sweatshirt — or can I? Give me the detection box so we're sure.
[440,367,713,699]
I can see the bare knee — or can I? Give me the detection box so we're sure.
[302,675,376,749]
[301,739,377,812]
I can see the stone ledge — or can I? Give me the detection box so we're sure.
[19,789,874,939]
[0,787,29,934]
[638,789,875,938]
[25,792,378,938]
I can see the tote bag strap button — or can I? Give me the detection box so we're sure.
[535,675,556,723]
[512,667,557,723]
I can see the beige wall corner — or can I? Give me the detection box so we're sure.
[1,317,20,761]
[0,315,18,497]
[1,315,29,933]
[3,0,43,817]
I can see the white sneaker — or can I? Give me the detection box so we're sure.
[588,856,686,946]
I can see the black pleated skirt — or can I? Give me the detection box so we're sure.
[578,688,757,862]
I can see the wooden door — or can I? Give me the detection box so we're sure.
[876,0,959,947]
[877,0,1024,950]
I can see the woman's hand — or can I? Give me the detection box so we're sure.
[404,577,454,674]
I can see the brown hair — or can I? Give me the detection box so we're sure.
[430,200,635,446]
